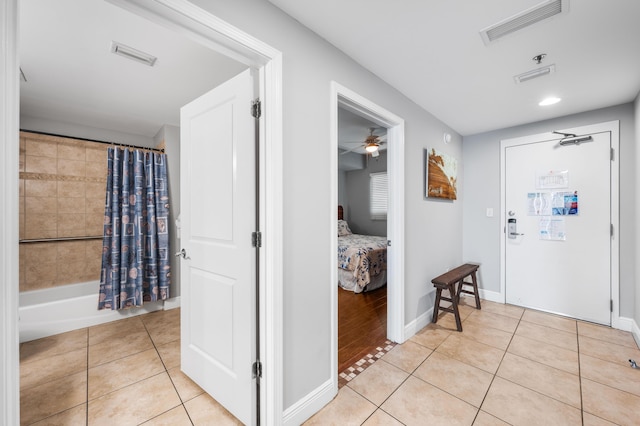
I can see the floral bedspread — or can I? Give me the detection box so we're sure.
[338,234,388,292]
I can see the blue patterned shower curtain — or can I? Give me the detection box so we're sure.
[98,147,171,310]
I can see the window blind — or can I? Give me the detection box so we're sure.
[370,172,388,220]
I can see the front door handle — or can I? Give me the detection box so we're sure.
[175,248,190,259]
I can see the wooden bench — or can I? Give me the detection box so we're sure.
[431,263,481,332]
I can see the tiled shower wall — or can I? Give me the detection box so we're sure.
[19,131,107,292]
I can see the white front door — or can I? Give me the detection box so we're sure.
[179,68,257,425]
[504,130,611,325]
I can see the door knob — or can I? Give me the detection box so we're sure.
[175,248,190,259]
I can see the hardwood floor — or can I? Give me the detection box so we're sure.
[338,285,388,374]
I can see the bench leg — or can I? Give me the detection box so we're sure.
[455,278,464,304]
[470,271,481,310]
[432,288,442,324]
[449,283,463,332]
[455,273,482,311]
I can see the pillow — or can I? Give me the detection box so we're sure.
[338,220,352,236]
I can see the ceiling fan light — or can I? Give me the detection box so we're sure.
[365,142,379,153]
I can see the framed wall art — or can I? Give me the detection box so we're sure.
[426,148,457,200]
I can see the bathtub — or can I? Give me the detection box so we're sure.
[19,281,177,343]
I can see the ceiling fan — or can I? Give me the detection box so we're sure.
[340,127,387,156]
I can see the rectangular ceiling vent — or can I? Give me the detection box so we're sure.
[514,64,556,84]
[480,0,568,45]
[111,41,157,67]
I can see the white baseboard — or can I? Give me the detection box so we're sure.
[617,317,640,347]
[631,318,640,348]
[478,288,503,303]
[283,378,335,426]
[614,316,633,332]
[403,307,433,341]
[163,296,181,310]
[403,290,503,341]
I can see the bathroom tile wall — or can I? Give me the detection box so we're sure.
[19,132,108,292]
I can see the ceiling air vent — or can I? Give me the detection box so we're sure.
[111,41,157,67]
[514,64,556,83]
[480,0,568,45]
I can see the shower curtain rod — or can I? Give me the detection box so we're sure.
[19,235,103,244]
[20,129,165,153]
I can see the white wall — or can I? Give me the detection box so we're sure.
[344,151,387,236]
[20,116,156,148]
[462,103,636,318]
[189,0,463,411]
[153,125,180,298]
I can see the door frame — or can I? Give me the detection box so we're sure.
[1,0,20,423]
[330,82,406,388]
[499,120,621,329]
[0,1,284,424]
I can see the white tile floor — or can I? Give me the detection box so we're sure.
[19,308,241,425]
[19,299,640,425]
[305,298,640,425]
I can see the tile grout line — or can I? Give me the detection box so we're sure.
[405,345,483,412]
[83,313,186,424]
[364,304,514,424]
[469,307,524,425]
[494,312,593,414]
[383,303,515,423]
[139,312,193,425]
[576,320,584,426]
[357,360,416,425]
[513,312,640,423]
[350,329,447,424]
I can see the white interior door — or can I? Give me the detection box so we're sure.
[504,131,611,325]
[179,68,256,425]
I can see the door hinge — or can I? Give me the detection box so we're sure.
[611,224,614,237]
[611,147,615,161]
[252,231,262,248]
[251,99,261,119]
[610,299,613,313]
[252,360,262,379]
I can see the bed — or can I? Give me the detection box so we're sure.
[337,205,388,293]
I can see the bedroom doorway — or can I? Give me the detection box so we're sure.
[336,108,390,381]
[330,82,405,389]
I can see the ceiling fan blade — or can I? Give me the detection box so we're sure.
[339,145,362,155]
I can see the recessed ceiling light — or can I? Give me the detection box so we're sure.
[539,97,561,106]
